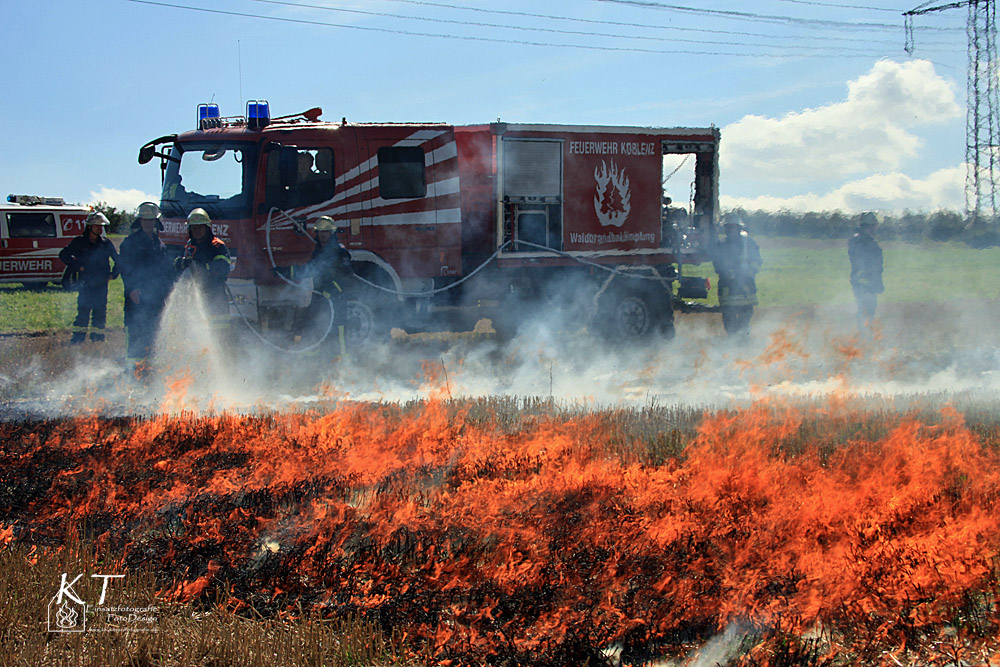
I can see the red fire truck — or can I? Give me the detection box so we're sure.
[139,103,719,341]
[0,196,91,288]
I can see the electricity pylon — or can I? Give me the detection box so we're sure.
[906,0,998,223]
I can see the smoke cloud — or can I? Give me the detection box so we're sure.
[3,277,996,420]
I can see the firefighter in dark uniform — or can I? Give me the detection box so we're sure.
[59,211,119,344]
[175,208,232,333]
[294,216,353,359]
[118,202,175,377]
[848,211,884,339]
[712,215,763,338]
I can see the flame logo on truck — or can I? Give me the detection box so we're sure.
[593,160,631,228]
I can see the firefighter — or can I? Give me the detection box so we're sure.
[661,196,689,249]
[294,215,353,359]
[118,202,175,377]
[712,215,762,338]
[175,208,232,332]
[59,211,119,344]
[848,211,884,339]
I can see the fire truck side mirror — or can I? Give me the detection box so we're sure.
[137,135,178,165]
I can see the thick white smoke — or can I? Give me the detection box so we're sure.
[5,265,1000,418]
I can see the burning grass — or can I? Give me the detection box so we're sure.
[3,396,1000,666]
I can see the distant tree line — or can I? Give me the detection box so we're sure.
[83,201,1000,246]
[727,209,1000,247]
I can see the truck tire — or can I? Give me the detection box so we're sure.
[345,300,375,346]
[347,263,399,343]
[597,286,674,341]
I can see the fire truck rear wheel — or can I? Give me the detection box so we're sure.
[345,300,376,346]
[613,294,653,338]
[598,289,673,341]
[21,282,48,291]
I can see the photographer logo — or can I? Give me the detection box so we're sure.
[47,573,157,633]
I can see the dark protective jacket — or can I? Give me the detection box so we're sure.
[176,231,232,313]
[59,234,119,285]
[303,239,353,295]
[712,231,762,307]
[118,230,175,310]
[848,230,884,294]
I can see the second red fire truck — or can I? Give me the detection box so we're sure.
[0,196,91,288]
[139,103,719,343]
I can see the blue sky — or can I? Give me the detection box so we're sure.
[0,0,970,214]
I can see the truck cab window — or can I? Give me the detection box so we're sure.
[377,146,426,199]
[160,141,258,219]
[265,147,335,210]
[7,212,57,238]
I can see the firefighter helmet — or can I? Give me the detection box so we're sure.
[314,216,337,232]
[134,201,165,231]
[187,208,211,226]
[136,201,161,219]
[723,214,745,228]
[85,211,111,227]
[859,211,878,228]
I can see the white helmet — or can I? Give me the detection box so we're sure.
[187,208,211,226]
[313,216,337,232]
[86,211,111,227]
[136,201,161,219]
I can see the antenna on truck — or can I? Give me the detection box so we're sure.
[238,40,243,114]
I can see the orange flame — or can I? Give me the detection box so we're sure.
[3,398,1000,663]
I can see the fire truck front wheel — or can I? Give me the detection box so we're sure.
[596,288,674,341]
[345,299,376,346]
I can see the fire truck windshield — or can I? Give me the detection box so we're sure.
[160,141,258,219]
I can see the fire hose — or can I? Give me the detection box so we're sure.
[174,250,330,355]
[223,209,336,355]
[252,208,683,352]
[351,238,677,297]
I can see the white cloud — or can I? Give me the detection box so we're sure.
[88,186,159,213]
[720,59,960,184]
[721,165,964,213]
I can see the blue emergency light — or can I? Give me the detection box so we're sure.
[247,100,270,129]
[6,194,65,205]
[198,103,221,130]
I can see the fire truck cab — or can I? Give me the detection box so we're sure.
[139,103,720,342]
[0,195,90,288]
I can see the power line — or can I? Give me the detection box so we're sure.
[907,0,967,13]
[241,0,926,53]
[596,0,962,31]
[123,0,924,58]
[769,0,901,11]
[243,0,839,49]
[384,0,954,45]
